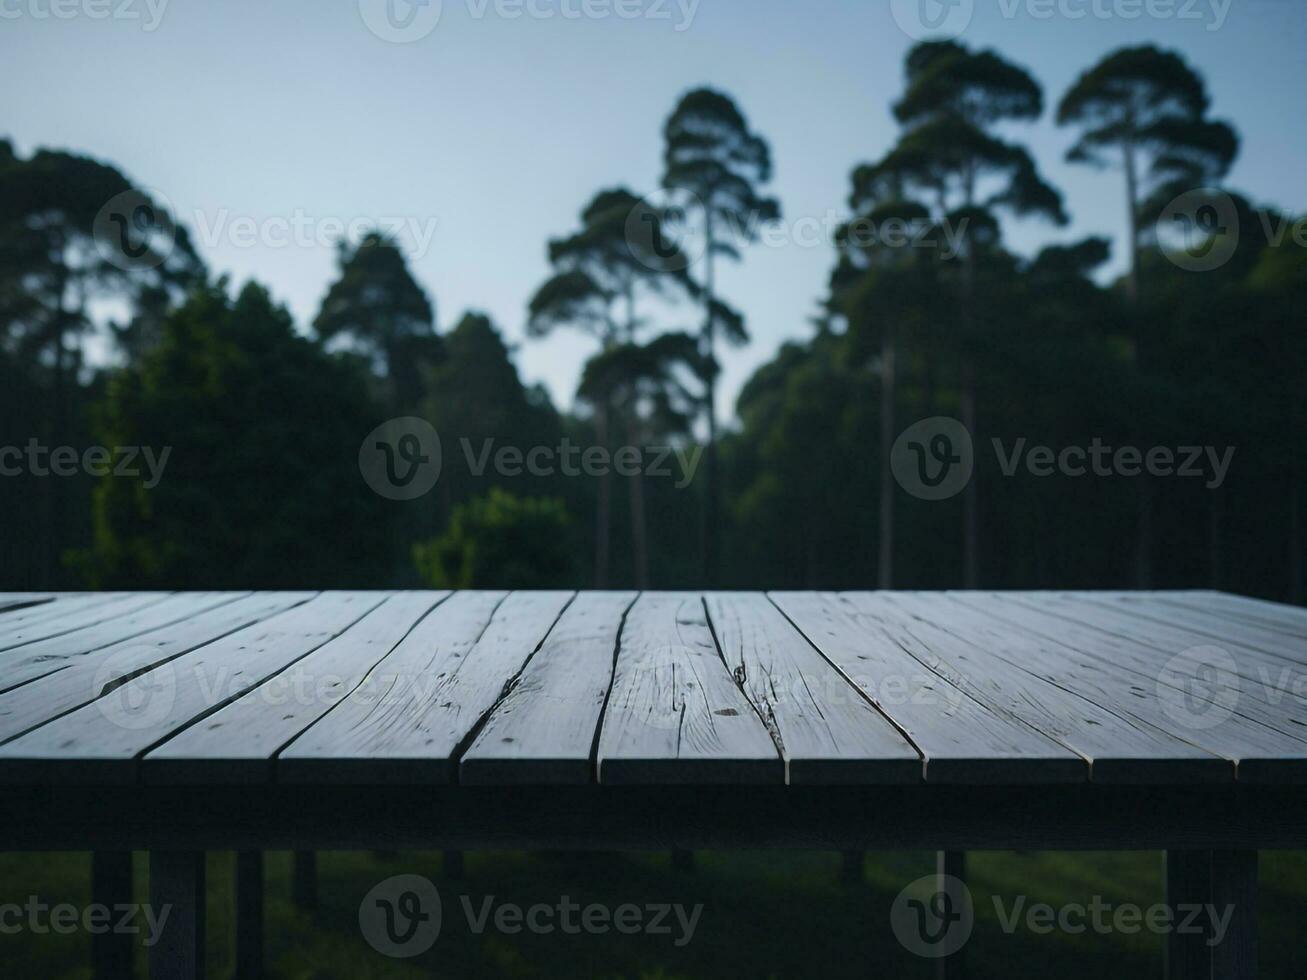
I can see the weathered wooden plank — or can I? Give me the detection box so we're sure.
[280,591,573,783]
[0,592,169,653]
[0,592,125,630]
[1084,592,1307,667]
[0,592,384,783]
[0,594,56,615]
[953,593,1307,781]
[0,592,311,745]
[144,591,450,783]
[704,592,920,784]
[597,593,782,784]
[1015,593,1307,725]
[771,592,1082,784]
[870,593,1228,783]
[460,592,637,785]
[1165,591,1307,638]
[0,591,248,694]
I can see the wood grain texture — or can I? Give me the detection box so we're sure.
[0,592,246,693]
[1162,591,1307,638]
[0,592,383,784]
[0,592,170,654]
[705,592,920,784]
[0,592,311,745]
[0,594,56,615]
[1011,593,1307,737]
[143,592,451,783]
[877,593,1228,783]
[597,593,782,785]
[771,592,1085,784]
[279,591,573,783]
[461,591,637,785]
[1074,592,1307,667]
[0,593,127,633]
[954,593,1307,782]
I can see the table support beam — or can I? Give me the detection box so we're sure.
[91,851,134,980]
[235,851,263,979]
[291,851,316,912]
[1165,849,1258,980]
[1210,850,1257,980]
[149,850,205,980]
[1165,850,1213,979]
[936,850,966,980]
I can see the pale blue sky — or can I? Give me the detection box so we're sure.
[3,0,1303,420]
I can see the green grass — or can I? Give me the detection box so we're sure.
[2,850,1305,978]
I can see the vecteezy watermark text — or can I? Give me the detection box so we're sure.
[890,0,1233,41]
[358,874,702,958]
[358,417,703,501]
[891,417,1235,502]
[0,440,171,489]
[357,0,700,44]
[0,0,169,30]
[0,896,171,946]
[891,874,1237,960]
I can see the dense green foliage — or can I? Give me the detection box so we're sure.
[0,42,1303,601]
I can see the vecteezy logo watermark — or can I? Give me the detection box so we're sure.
[93,188,179,272]
[891,419,1237,501]
[1158,187,1240,272]
[0,896,171,945]
[891,417,975,502]
[360,874,443,958]
[890,874,974,959]
[92,649,178,730]
[359,419,704,499]
[890,0,974,40]
[892,875,1239,958]
[189,210,440,259]
[0,0,169,31]
[360,874,703,957]
[1156,645,1241,730]
[891,0,1234,38]
[359,418,443,501]
[359,0,699,42]
[624,193,966,274]
[358,0,444,42]
[0,440,171,489]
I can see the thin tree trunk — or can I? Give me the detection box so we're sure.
[878,329,896,589]
[957,166,980,590]
[1123,139,1141,306]
[960,239,979,589]
[594,402,611,588]
[49,262,71,589]
[961,360,979,589]
[701,210,718,587]
[626,403,649,589]
[1291,483,1303,605]
[1209,486,1223,589]
[1124,136,1153,588]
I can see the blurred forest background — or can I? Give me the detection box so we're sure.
[2,40,1304,601]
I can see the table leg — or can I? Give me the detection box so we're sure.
[443,849,465,879]
[235,851,263,979]
[840,850,863,885]
[149,850,205,980]
[936,850,966,980]
[1165,850,1213,980]
[291,851,316,912]
[92,850,134,980]
[1210,850,1257,980]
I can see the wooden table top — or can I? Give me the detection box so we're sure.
[1,589,1304,787]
